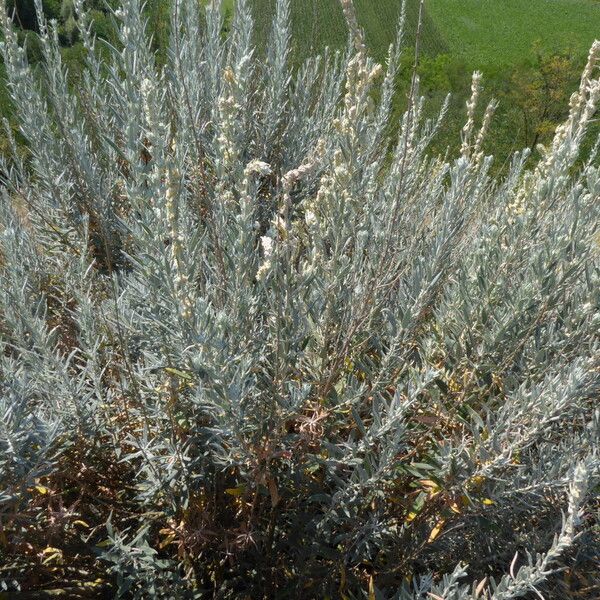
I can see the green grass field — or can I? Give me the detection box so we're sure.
[249,0,447,60]
[236,0,600,70]
[428,0,600,68]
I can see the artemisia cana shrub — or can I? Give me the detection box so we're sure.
[0,0,599,598]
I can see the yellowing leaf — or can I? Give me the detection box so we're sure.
[339,564,347,595]
[449,501,461,514]
[428,519,446,543]
[159,533,177,549]
[468,475,486,490]
[419,479,439,490]
[72,520,90,528]
[481,498,495,506]
[34,485,49,495]
[164,367,194,381]
[406,511,418,523]
[368,575,376,600]
[419,479,441,498]
[41,547,63,564]
[225,486,245,497]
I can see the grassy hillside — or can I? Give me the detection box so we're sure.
[241,0,600,69]
[428,0,600,69]
[249,0,447,61]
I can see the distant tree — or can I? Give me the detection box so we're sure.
[505,45,583,151]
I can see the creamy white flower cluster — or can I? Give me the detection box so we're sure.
[460,71,497,167]
[165,164,193,320]
[538,41,600,181]
[217,67,241,174]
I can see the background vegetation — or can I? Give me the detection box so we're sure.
[227,0,600,163]
[2,0,600,167]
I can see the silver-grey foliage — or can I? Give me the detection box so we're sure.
[0,0,598,597]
